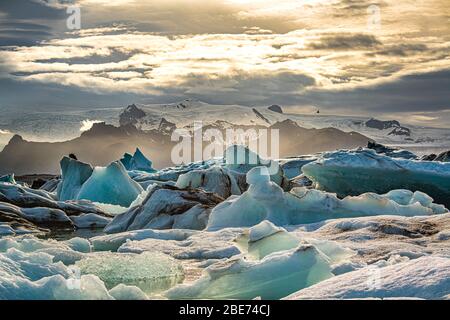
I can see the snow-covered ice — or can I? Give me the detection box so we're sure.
[286,256,450,300]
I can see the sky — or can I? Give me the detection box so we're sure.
[0,0,449,126]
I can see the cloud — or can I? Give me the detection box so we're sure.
[308,34,382,50]
[80,119,102,131]
[0,0,448,125]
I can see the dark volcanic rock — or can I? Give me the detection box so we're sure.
[434,151,450,162]
[268,105,283,113]
[119,104,146,126]
[421,154,437,161]
[388,126,411,137]
[252,108,271,124]
[158,118,177,135]
[365,118,401,130]
[422,151,450,162]
[367,141,417,159]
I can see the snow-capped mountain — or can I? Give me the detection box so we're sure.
[118,99,450,152]
[0,99,449,155]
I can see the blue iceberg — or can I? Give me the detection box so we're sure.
[302,149,450,208]
[77,161,143,207]
[57,156,93,201]
[120,148,156,173]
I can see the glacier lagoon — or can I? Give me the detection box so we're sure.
[0,146,449,300]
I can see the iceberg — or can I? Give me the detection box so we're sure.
[120,148,156,173]
[165,244,333,300]
[57,156,93,201]
[224,145,288,189]
[286,256,450,300]
[236,221,354,263]
[77,161,143,207]
[70,213,112,229]
[207,166,448,230]
[302,149,450,208]
[280,156,317,179]
[117,228,242,260]
[176,166,241,198]
[91,228,196,252]
[104,184,223,233]
[0,174,16,184]
[76,252,184,294]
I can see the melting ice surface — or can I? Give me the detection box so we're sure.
[76,252,184,294]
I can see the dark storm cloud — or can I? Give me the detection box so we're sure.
[332,0,387,17]
[0,0,67,46]
[370,44,428,57]
[304,69,450,113]
[308,34,382,50]
[0,77,145,111]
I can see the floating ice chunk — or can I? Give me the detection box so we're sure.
[0,237,153,300]
[40,178,60,192]
[225,145,288,189]
[280,156,317,179]
[0,236,90,265]
[92,202,128,216]
[76,252,184,294]
[0,173,16,184]
[104,185,222,233]
[172,204,211,230]
[207,166,448,230]
[20,207,73,227]
[70,213,112,229]
[57,156,93,201]
[120,148,156,173]
[0,273,114,300]
[176,166,239,198]
[0,248,68,281]
[166,244,333,300]
[65,237,91,253]
[237,221,354,262]
[77,161,143,207]
[109,284,148,300]
[302,149,450,208]
[0,224,15,236]
[248,220,285,242]
[286,256,450,300]
[118,228,242,260]
[239,227,299,260]
[91,228,197,252]
[0,182,57,208]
